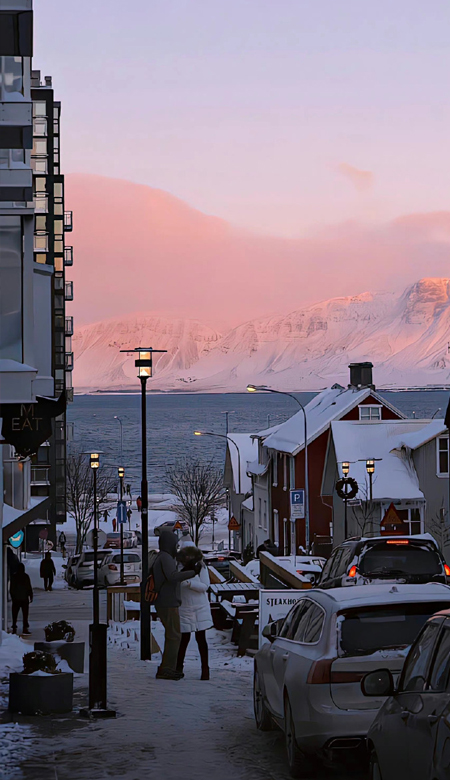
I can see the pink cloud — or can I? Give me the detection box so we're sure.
[337,163,374,192]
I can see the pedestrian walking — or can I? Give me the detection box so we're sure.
[58,530,66,558]
[126,483,131,496]
[153,531,199,680]
[103,509,109,523]
[112,517,117,532]
[176,546,213,680]
[136,496,142,513]
[40,551,56,591]
[10,562,33,635]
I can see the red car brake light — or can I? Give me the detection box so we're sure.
[445,564,450,577]
[387,540,409,545]
[348,565,357,578]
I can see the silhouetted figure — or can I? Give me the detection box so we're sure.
[40,551,56,591]
[10,563,33,634]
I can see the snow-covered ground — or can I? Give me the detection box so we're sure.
[22,553,67,591]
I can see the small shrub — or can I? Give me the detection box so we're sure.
[44,620,75,643]
[23,651,59,675]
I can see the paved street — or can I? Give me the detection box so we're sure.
[3,588,367,780]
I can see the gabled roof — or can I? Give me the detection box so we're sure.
[396,419,447,451]
[330,420,428,501]
[261,385,403,456]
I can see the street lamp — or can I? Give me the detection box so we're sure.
[342,462,350,477]
[366,459,375,502]
[247,384,310,551]
[119,346,167,661]
[80,451,115,717]
[118,467,125,585]
[114,416,124,464]
[221,410,235,436]
[194,430,241,494]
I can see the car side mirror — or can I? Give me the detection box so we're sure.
[361,669,395,697]
[262,622,279,643]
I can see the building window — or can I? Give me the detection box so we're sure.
[272,454,278,487]
[0,216,22,361]
[34,234,48,251]
[33,118,47,136]
[290,457,295,490]
[35,178,46,193]
[31,157,48,174]
[437,437,449,476]
[395,507,423,535]
[359,405,382,421]
[33,102,47,118]
[34,194,48,213]
[35,216,46,231]
[32,139,47,155]
[0,56,23,96]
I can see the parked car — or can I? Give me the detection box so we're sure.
[63,554,80,587]
[104,533,122,549]
[153,518,189,536]
[253,583,450,777]
[98,551,142,587]
[363,607,450,780]
[317,535,450,590]
[278,555,326,585]
[203,551,241,580]
[73,549,111,588]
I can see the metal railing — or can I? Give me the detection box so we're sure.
[65,316,73,336]
[64,211,73,231]
[64,246,73,266]
[64,281,73,301]
[31,465,50,485]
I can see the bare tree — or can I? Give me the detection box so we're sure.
[428,505,450,552]
[350,477,379,537]
[66,450,117,553]
[165,459,227,545]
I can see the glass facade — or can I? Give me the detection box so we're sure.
[0,215,22,361]
[0,56,23,95]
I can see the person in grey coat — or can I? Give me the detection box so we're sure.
[153,530,199,680]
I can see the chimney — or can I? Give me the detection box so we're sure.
[349,362,374,389]
[45,76,52,87]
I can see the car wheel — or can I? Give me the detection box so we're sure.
[369,750,383,780]
[253,670,272,731]
[284,696,312,778]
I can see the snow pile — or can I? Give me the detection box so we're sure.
[0,632,28,677]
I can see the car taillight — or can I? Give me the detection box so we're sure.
[445,564,450,577]
[330,671,365,684]
[307,659,334,684]
[387,540,409,545]
[108,564,118,571]
[348,565,357,578]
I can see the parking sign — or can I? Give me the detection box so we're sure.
[290,489,305,520]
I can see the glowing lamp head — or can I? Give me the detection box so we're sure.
[90,453,100,470]
[118,467,125,478]
[246,384,257,392]
[342,461,350,476]
[366,459,375,474]
[194,431,203,436]
[135,350,152,378]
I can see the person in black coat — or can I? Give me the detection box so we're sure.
[40,551,56,591]
[10,563,33,635]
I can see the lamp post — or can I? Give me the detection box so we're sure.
[80,451,115,717]
[221,410,235,436]
[119,347,167,661]
[247,384,310,551]
[366,459,375,502]
[118,466,125,585]
[342,461,350,538]
[114,416,124,464]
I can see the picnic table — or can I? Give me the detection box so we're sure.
[209,582,260,603]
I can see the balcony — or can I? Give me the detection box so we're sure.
[65,352,74,371]
[64,246,73,266]
[63,211,73,231]
[31,465,51,486]
[65,316,73,336]
[64,281,73,301]
[0,167,32,201]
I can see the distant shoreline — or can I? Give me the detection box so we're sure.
[73,386,450,397]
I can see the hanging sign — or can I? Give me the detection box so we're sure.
[9,531,24,548]
[0,394,66,457]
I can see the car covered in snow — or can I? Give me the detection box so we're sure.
[253,583,450,777]
[317,535,449,590]
[98,551,142,587]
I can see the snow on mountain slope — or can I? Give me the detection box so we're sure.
[73,279,450,391]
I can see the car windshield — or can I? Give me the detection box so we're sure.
[339,602,450,657]
[82,551,108,563]
[111,554,140,563]
[359,544,442,577]
[107,533,121,539]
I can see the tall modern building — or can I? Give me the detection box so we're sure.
[0,0,73,633]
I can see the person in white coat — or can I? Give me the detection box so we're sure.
[176,546,213,680]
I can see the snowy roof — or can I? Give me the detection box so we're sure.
[396,420,447,451]
[246,460,268,477]
[227,434,258,495]
[242,496,254,511]
[262,386,401,455]
[330,420,430,501]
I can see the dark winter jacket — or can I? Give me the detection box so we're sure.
[153,531,196,608]
[40,554,56,579]
[10,564,33,603]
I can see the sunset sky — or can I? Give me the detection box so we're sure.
[34,0,450,238]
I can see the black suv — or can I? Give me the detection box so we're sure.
[317,535,450,589]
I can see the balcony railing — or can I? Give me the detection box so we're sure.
[65,316,73,336]
[64,246,73,266]
[66,388,74,403]
[31,465,50,485]
[64,281,73,301]
[65,352,74,371]
[64,211,73,231]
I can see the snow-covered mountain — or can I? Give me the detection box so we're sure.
[73,278,450,391]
